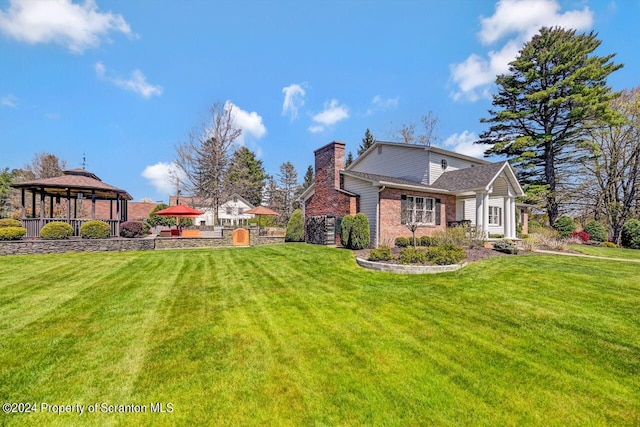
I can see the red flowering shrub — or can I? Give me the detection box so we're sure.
[571,230,590,243]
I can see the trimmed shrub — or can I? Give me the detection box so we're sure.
[341,213,370,249]
[340,215,354,247]
[368,246,394,261]
[603,241,617,248]
[120,221,145,238]
[285,209,304,242]
[584,221,607,242]
[621,219,640,249]
[398,247,426,264]
[420,235,438,247]
[80,220,110,239]
[493,239,519,254]
[571,231,590,243]
[489,233,504,239]
[350,213,370,250]
[427,243,466,265]
[395,236,410,247]
[553,216,576,238]
[0,226,26,240]
[0,218,21,228]
[40,221,73,239]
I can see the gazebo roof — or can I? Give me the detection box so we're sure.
[11,169,132,200]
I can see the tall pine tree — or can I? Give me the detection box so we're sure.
[358,129,376,155]
[479,27,622,225]
[224,146,266,206]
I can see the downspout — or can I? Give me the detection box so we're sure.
[376,185,386,248]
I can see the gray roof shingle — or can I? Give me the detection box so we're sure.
[431,162,507,192]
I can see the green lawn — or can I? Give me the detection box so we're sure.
[0,244,638,426]
[570,244,640,261]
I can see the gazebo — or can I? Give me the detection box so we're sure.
[10,169,133,237]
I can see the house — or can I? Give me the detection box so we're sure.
[170,193,255,227]
[301,141,528,247]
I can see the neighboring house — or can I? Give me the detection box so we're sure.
[301,141,528,247]
[170,193,255,226]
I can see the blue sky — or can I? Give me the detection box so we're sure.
[1,0,638,202]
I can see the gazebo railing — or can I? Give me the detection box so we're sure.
[21,218,120,238]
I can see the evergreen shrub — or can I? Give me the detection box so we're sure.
[603,241,617,248]
[80,220,110,239]
[553,216,576,237]
[584,221,607,242]
[0,226,26,240]
[120,221,145,238]
[368,246,394,261]
[427,243,466,265]
[395,237,410,247]
[398,247,426,264]
[621,219,640,249]
[340,213,370,249]
[0,218,21,228]
[40,222,73,239]
[340,215,354,247]
[420,236,438,247]
[493,239,519,254]
[285,209,304,242]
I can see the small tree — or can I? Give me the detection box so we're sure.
[285,209,304,242]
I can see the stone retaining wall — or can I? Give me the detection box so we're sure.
[0,228,285,256]
[356,257,466,274]
[0,238,155,256]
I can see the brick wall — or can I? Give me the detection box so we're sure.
[305,142,357,244]
[378,188,456,245]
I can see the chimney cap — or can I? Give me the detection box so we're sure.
[313,140,346,154]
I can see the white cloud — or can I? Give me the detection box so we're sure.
[282,83,306,121]
[0,0,134,54]
[441,131,486,158]
[224,101,267,146]
[308,99,349,132]
[1,94,17,108]
[366,95,399,115]
[95,61,163,99]
[450,0,593,101]
[141,161,184,195]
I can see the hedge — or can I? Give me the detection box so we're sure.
[40,221,73,239]
[0,226,26,240]
[0,218,21,228]
[340,213,370,250]
[80,220,111,239]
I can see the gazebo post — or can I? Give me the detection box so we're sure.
[39,188,45,219]
[91,190,96,219]
[49,193,54,218]
[31,191,36,218]
[20,188,25,218]
[66,188,71,220]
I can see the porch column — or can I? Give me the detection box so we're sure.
[31,191,36,218]
[504,197,513,239]
[476,192,485,236]
[509,197,516,238]
[482,192,490,237]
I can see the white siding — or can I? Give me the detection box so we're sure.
[459,196,506,235]
[487,197,505,235]
[343,175,379,247]
[351,145,430,184]
[462,198,476,225]
[429,153,485,184]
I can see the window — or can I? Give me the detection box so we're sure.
[401,195,435,225]
[488,206,502,226]
[226,207,232,215]
[441,159,448,170]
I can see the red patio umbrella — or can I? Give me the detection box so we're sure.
[154,205,204,231]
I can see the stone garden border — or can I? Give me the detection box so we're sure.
[355,257,467,274]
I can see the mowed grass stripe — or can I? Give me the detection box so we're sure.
[0,245,638,426]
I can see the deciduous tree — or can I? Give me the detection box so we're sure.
[175,102,241,225]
